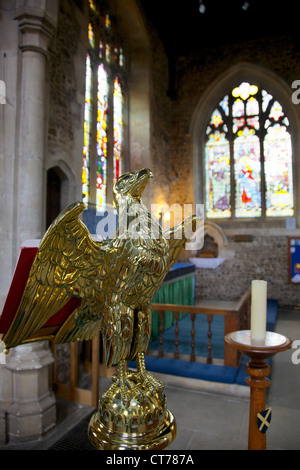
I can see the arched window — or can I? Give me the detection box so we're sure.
[205,81,294,219]
[82,0,125,210]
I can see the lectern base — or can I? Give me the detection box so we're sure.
[88,370,176,450]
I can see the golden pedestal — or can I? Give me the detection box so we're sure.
[88,370,176,450]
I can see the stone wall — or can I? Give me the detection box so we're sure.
[148,26,171,207]
[195,228,300,306]
[48,1,81,152]
[47,0,87,205]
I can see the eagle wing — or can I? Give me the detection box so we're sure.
[3,202,111,349]
[164,215,200,267]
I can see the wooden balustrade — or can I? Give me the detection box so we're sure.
[51,290,250,406]
[151,289,250,367]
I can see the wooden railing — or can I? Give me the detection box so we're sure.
[151,289,251,367]
[51,334,100,408]
[51,289,250,405]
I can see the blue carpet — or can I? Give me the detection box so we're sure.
[143,356,238,384]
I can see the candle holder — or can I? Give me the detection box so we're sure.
[225,330,292,450]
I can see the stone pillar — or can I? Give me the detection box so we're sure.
[0,407,6,445]
[0,4,59,443]
[0,357,13,444]
[13,0,58,251]
[5,342,56,443]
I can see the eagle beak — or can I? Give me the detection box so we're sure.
[130,168,153,198]
[137,168,153,179]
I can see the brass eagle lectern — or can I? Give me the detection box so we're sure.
[0,168,199,450]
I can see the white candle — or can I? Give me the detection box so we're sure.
[250,280,267,342]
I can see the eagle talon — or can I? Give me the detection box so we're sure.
[119,378,143,406]
[101,382,119,404]
[120,383,131,407]
[130,384,143,402]
[140,372,164,396]
[136,352,164,396]
[115,360,144,406]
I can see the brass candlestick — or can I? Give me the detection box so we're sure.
[225,330,292,450]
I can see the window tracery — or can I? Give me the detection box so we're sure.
[205,82,294,219]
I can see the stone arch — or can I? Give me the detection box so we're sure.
[203,221,235,259]
[204,221,228,254]
[190,62,300,224]
[46,160,77,228]
[46,167,61,228]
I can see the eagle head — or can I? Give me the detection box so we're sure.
[113,168,153,205]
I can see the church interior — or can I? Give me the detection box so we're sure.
[0,0,300,451]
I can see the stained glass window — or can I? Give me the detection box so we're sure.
[264,124,293,216]
[113,77,123,182]
[234,130,261,218]
[205,81,294,219]
[96,64,108,209]
[205,131,231,218]
[89,0,97,12]
[88,22,94,48]
[82,53,92,205]
[82,2,125,210]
